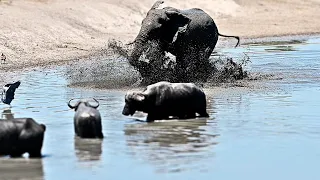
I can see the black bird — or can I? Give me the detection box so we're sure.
[1,81,21,105]
[1,53,6,64]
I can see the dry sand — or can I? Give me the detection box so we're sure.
[0,0,320,70]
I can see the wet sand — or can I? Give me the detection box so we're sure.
[0,0,320,71]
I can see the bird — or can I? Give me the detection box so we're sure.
[1,81,21,106]
[1,53,6,64]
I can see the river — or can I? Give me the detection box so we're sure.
[0,37,319,180]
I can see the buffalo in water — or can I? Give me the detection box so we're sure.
[122,81,209,122]
[68,98,104,139]
[0,118,46,158]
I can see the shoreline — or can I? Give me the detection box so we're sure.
[1,33,319,72]
[238,33,320,45]
[1,0,320,72]
[0,32,317,92]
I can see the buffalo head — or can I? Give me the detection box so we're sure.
[122,92,146,116]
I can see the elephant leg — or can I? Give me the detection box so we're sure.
[178,48,200,82]
[175,46,212,83]
[178,50,200,83]
[194,47,213,82]
[174,55,188,82]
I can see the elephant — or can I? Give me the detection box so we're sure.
[1,81,21,105]
[128,1,240,83]
[0,118,46,158]
[68,98,104,139]
[122,81,209,122]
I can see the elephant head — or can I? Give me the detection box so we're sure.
[128,1,191,66]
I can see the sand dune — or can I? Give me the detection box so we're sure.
[0,0,319,68]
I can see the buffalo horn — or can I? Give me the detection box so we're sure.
[68,99,80,109]
[88,98,99,108]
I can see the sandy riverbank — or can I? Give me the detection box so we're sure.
[0,0,320,70]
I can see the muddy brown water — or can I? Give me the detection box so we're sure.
[0,37,320,180]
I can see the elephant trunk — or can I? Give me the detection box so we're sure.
[127,34,153,78]
[128,35,147,65]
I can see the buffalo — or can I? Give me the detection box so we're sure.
[122,81,209,122]
[68,98,104,139]
[0,118,46,158]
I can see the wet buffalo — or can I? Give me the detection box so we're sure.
[122,81,209,122]
[0,118,46,158]
[68,98,104,139]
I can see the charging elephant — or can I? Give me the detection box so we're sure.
[128,1,240,83]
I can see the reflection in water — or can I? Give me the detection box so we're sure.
[1,108,14,120]
[74,137,103,162]
[0,158,44,180]
[124,119,219,173]
[265,45,296,52]
[245,39,305,46]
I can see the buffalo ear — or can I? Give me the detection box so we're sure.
[40,124,46,131]
[165,10,191,27]
[133,93,145,102]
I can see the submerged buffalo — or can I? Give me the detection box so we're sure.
[122,81,209,122]
[0,118,46,158]
[68,98,104,139]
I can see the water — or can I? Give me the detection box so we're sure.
[0,37,320,180]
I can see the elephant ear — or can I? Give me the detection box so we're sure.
[164,10,191,43]
[165,10,191,27]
